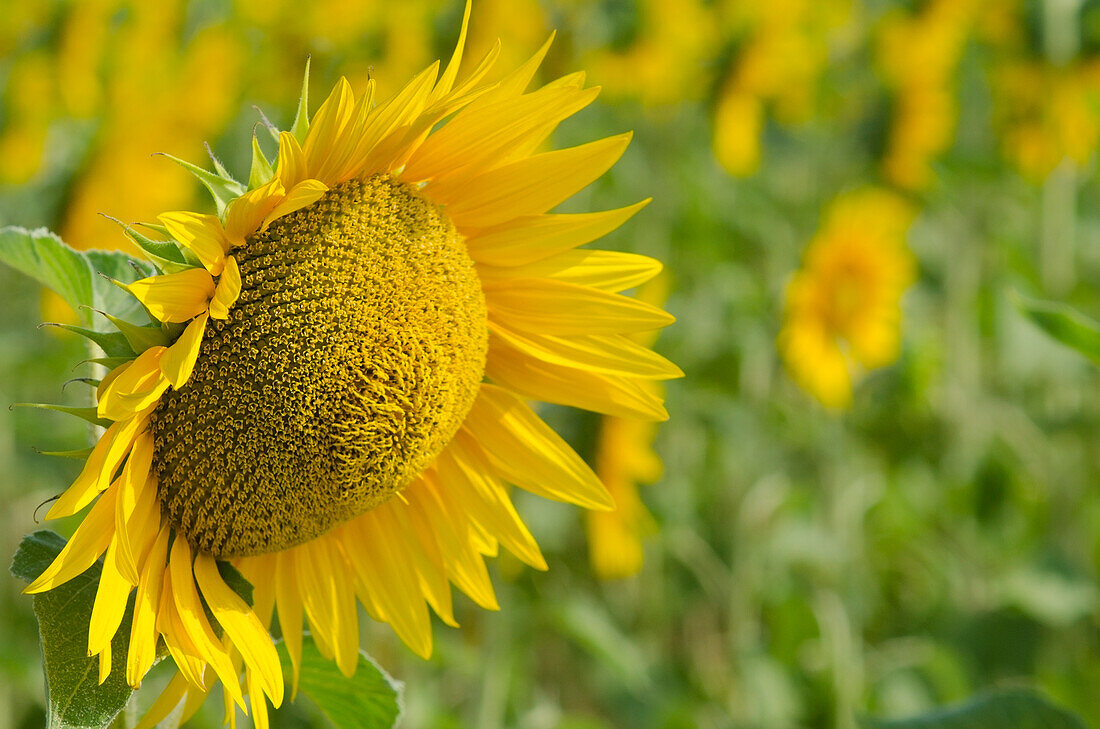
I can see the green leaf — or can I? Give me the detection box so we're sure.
[276,634,402,729]
[860,688,1087,729]
[1013,292,1100,364]
[10,531,135,729]
[0,226,149,330]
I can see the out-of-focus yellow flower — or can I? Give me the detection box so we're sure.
[875,0,976,190]
[712,0,851,176]
[587,276,678,579]
[583,0,720,107]
[779,189,916,409]
[992,59,1100,182]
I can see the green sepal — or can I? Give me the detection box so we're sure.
[205,142,234,180]
[133,222,204,269]
[33,446,95,459]
[101,215,193,275]
[249,133,275,189]
[291,56,312,143]
[100,311,170,353]
[38,322,136,358]
[62,377,100,391]
[154,152,246,216]
[10,403,111,428]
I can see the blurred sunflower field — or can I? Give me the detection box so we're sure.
[2,0,1100,727]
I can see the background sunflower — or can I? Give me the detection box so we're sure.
[3,0,1100,728]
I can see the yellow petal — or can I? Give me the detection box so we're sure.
[156,573,212,693]
[274,554,303,698]
[463,385,613,510]
[469,33,555,108]
[295,539,359,677]
[209,256,241,320]
[302,77,357,183]
[128,268,215,323]
[168,538,245,707]
[433,133,632,228]
[466,200,650,266]
[27,486,118,593]
[276,130,308,189]
[224,177,285,246]
[248,668,271,729]
[379,501,457,627]
[97,645,112,685]
[406,85,600,184]
[341,518,433,659]
[340,63,440,179]
[484,278,675,336]
[486,343,668,421]
[47,415,146,519]
[113,430,156,584]
[488,322,681,379]
[406,477,499,611]
[88,539,132,659]
[261,179,328,229]
[127,523,169,688]
[160,313,208,386]
[478,249,661,293]
[194,553,284,706]
[439,441,547,570]
[159,211,227,276]
[134,670,190,729]
[98,348,169,421]
[427,0,471,105]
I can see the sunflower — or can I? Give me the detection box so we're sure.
[24,5,678,726]
[778,188,915,409]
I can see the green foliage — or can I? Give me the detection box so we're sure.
[10,531,135,729]
[861,689,1087,729]
[275,636,402,729]
[0,226,149,330]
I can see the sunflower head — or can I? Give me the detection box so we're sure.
[152,175,488,557]
[22,6,679,726]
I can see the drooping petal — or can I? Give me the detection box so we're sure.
[194,553,284,706]
[209,256,241,320]
[127,523,170,688]
[462,385,614,510]
[167,538,245,707]
[27,485,118,593]
[486,345,668,421]
[160,313,208,386]
[88,539,132,661]
[128,268,215,323]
